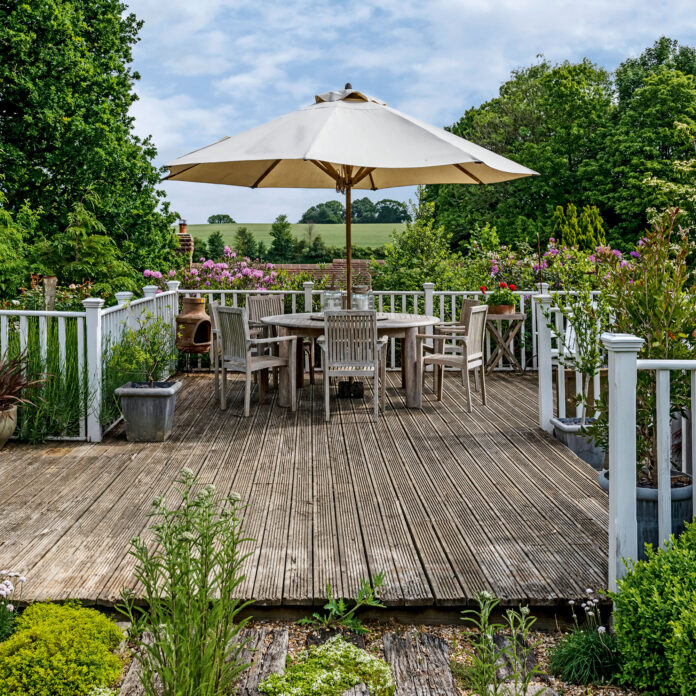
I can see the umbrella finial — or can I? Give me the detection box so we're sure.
[344,82,352,89]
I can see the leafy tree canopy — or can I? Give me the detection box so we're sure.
[299,198,411,224]
[375,199,411,223]
[267,214,296,262]
[233,226,257,259]
[0,0,178,291]
[206,230,226,260]
[207,214,235,224]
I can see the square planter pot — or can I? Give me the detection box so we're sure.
[550,416,605,469]
[114,381,182,442]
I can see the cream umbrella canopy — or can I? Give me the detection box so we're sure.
[165,84,537,301]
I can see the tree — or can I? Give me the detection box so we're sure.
[268,214,296,262]
[207,214,235,224]
[233,226,257,259]
[375,199,410,223]
[0,194,30,299]
[551,204,606,250]
[0,0,178,276]
[192,236,207,261]
[351,197,377,223]
[299,200,345,223]
[206,231,226,260]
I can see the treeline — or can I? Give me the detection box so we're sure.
[196,215,385,264]
[423,37,696,249]
[298,198,410,224]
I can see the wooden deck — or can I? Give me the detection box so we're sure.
[0,371,608,608]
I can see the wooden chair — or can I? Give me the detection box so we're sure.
[216,306,297,417]
[317,310,387,422]
[417,304,488,412]
[209,300,223,400]
[247,293,315,385]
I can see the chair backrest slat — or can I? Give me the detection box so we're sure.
[459,298,480,331]
[216,306,250,363]
[247,294,284,322]
[324,310,377,368]
[466,305,488,359]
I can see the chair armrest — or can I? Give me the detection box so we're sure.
[248,320,265,328]
[376,336,389,348]
[436,324,468,334]
[250,335,298,345]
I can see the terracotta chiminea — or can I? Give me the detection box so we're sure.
[176,297,212,354]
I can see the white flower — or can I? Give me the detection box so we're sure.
[17,576,25,584]
[568,600,575,605]
[586,588,594,594]
[5,604,13,612]
[587,611,595,617]
[598,626,606,634]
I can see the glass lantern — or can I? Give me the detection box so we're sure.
[322,288,343,311]
[350,288,374,311]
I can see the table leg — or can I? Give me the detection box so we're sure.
[403,327,420,408]
[277,327,290,408]
[295,338,305,388]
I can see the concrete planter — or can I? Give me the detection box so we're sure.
[114,381,182,442]
[550,416,605,469]
[0,406,17,449]
[598,469,693,560]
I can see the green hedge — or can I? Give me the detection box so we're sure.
[0,602,123,696]
[612,521,696,694]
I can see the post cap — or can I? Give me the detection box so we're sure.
[535,294,552,304]
[82,297,105,308]
[302,281,314,288]
[422,282,436,289]
[601,332,644,352]
[166,280,181,291]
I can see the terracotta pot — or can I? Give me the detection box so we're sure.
[176,297,212,354]
[487,304,515,315]
[0,406,18,449]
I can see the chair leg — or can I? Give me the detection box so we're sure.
[465,367,472,413]
[289,343,297,413]
[480,366,487,406]
[373,365,379,422]
[259,369,268,404]
[324,368,331,421]
[212,344,219,400]
[380,350,386,409]
[220,365,227,410]
[244,370,252,417]
[308,341,315,385]
[436,365,444,401]
[473,368,479,392]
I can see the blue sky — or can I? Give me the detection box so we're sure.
[127,0,696,224]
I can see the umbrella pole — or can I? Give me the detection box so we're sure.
[345,185,352,308]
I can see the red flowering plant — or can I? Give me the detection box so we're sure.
[587,208,696,484]
[481,281,518,308]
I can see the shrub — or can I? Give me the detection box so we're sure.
[0,601,123,696]
[549,589,621,684]
[670,599,696,695]
[259,635,394,696]
[612,521,696,694]
[119,468,252,696]
[0,571,26,641]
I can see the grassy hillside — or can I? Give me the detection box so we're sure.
[184,222,404,249]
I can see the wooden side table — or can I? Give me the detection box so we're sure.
[485,312,527,374]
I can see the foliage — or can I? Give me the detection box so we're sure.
[371,199,470,291]
[460,590,544,695]
[4,275,98,312]
[193,236,208,260]
[300,198,410,224]
[297,572,386,635]
[0,571,25,642]
[268,214,296,262]
[206,230,226,260]
[207,214,235,224]
[0,0,178,275]
[0,194,28,299]
[480,281,517,308]
[119,468,252,696]
[106,310,177,388]
[611,521,696,694]
[0,601,123,696]
[375,199,411,223]
[670,600,696,695]
[549,589,621,684]
[0,351,44,413]
[551,204,606,250]
[587,209,696,481]
[233,225,258,259]
[259,635,394,696]
[299,200,345,224]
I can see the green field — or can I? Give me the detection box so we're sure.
[185,222,404,249]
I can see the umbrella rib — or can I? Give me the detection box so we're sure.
[453,163,485,185]
[368,172,377,190]
[162,163,200,181]
[251,159,281,188]
[309,159,337,180]
[352,167,376,187]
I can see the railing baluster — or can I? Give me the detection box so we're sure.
[656,369,672,548]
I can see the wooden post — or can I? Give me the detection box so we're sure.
[82,297,105,442]
[535,294,554,433]
[345,185,352,308]
[602,332,643,591]
[303,281,314,313]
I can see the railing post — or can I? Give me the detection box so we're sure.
[535,294,554,433]
[423,282,435,318]
[114,291,133,306]
[602,332,644,592]
[142,285,159,299]
[303,281,314,313]
[166,280,181,330]
[82,298,105,443]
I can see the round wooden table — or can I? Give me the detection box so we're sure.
[261,312,439,408]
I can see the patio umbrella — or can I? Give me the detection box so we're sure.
[165,84,537,302]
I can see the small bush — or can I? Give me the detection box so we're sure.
[612,521,696,694]
[259,635,394,696]
[0,601,123,696]
[669,600,696,696]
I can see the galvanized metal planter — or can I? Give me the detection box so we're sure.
[114,381,182,442]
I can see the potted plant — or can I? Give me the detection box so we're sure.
[544,273,611,469]
[112,310,180,442]
[0,352,44,448]
[589,209,695,556]
[481,281,517,314]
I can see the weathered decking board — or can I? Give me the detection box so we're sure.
[0,371,608,607]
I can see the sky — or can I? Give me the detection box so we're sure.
[126,0,696,224]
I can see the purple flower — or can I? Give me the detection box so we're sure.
[620,260,628,268]
[588,255,596,262]
[612,249,622,259]
[168,269,176,277]
[630,250,641,259]
[144,269,152,277]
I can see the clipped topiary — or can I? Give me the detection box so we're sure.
[669,599,696,696]
[0,601,123,696]
[612,521,696,694]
